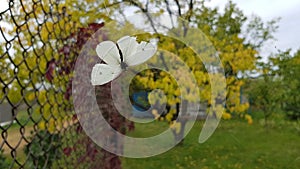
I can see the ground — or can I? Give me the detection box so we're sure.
[122,119,300,169]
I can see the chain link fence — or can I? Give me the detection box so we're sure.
[0,1,107,168]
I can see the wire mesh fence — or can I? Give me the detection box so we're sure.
[0,1,107,168]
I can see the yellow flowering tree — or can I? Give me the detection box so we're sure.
[118,0,279,143]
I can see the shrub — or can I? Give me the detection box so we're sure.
[24,130,61,168]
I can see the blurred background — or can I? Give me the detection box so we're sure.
[0,0,299,168]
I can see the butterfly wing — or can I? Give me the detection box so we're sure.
[91,64,122,85]
[96,41,121,65]
[96,36,157,67]
[117,36,138,61]
[126,41,157,66]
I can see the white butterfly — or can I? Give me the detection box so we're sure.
[91,36,157,85]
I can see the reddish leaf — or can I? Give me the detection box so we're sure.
[63,147,72,156]
[45,59,56,81]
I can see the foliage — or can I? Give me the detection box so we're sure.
[2,0,78,133]
[114,0,279,142]
[1,0,123,135]
[272,50,300,120]
[246,49,300,123]
[129,34,207,143]
[1,1,130,168]
[24,130,61,168]
[193,2,257,115]
[245,76,283,126]
[51,122,103,169]
[1,0,286,168]
[0,150,9,169]
[53,21,135,168]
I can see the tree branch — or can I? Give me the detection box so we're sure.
[164,0,175,28]
[124,0,158,33]
[174,0,182,16]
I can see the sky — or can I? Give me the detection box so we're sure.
[0,0,299,55]
[207,0,300,55]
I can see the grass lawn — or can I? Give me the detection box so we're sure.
[121,119,300,169]
[2,111,300,169]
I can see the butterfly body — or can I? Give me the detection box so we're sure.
[91,36,157,85]
[116,43,128,70]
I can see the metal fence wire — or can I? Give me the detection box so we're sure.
[0,1,112,168]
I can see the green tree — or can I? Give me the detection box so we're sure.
[272,50,300,120]
[245,76,284,126]
[245,49,300,126]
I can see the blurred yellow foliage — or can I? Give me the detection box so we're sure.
[222,112,232,120]
[245,114,253,125]
[170,121,181,134]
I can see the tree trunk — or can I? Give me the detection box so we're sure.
[96,83,125,169]
[172,100,188,145]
